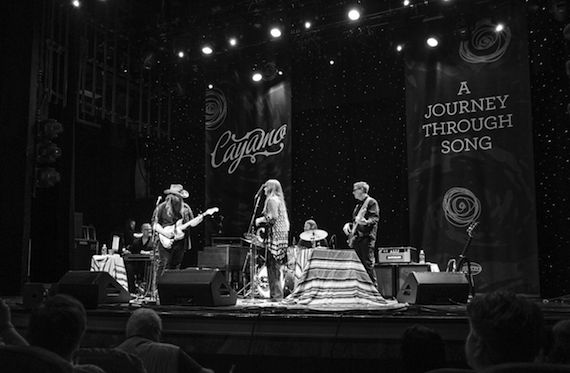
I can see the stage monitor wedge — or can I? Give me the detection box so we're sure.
[157,268,237,306]
[396,272,469,305]
[57,271,130,309]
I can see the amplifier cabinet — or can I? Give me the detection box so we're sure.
[374,263,431,298]
[198,245,247,270]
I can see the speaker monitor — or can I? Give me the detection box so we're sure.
[396,272,469,305]
[57,271,130,309]
[157,268,237,306]
[375,264,431,298]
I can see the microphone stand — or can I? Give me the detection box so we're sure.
[238,191,264,300]
[144,197,162,304]
[453,222,479,301]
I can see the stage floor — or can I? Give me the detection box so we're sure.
[8,295,570,373]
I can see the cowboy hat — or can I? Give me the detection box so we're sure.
[163,184,189,198]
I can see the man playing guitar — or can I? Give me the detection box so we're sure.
[343,181,380,288]
[152,184,204,276]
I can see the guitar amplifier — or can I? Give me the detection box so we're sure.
[378,246,417,264]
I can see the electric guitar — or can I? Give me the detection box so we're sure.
[159,207,219,249]
[346,197,370,248]
[447,221,479,272]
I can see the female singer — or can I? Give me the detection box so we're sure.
[255,179,290,301]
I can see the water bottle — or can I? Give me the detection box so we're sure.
[101,244,108,255]
[419,249,426,264]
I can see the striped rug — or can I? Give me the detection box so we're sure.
[282,249,405,311]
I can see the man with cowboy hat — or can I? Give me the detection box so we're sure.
[152,184,204,275]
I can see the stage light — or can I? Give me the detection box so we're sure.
[495,23,505,32]
[329,59,335,65]
[270,27,282,38]
[396,44,404,52]
[208,84,214,89]
[201,45,213,55]
[72,0,81,7]
[177,51,184,58]
[229,37,237,47]
[347,8,361,21]
[403,0,410,6]
[304,21,312,29]
[252,72,263,82]
[426,36,439,48]
[278,70,283,75]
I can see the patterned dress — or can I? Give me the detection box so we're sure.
[264,195,290,263]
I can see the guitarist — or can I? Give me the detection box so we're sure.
[342,181,380,288]
[152,184,203,276]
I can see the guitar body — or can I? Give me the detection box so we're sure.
[346,223,357,248]
[158,207,219,250]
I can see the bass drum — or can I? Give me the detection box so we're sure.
[255,265,270,299]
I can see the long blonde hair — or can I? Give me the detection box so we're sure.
[264,179,289,223]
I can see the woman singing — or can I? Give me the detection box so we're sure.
[255,179,290,301]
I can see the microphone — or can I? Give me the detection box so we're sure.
[254,184,264,198]
[155,196,162,206]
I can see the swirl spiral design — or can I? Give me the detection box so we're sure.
[442,187,481,227]
[459,20,511,64]
[205,88,227,131]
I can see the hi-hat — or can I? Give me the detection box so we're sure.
[299,229,328,242]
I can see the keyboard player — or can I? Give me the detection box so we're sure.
[124,223,153,294]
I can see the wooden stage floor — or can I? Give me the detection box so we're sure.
[8,296,570,373]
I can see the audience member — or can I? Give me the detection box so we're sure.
[548,319,570,364]
[27,294,105,373]
[0,298,29,346]
[117,308,214,373]
[401,324,446,373]
[465,291,544,371]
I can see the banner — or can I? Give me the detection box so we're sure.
[205,80,292,238]
[405,2,539,294]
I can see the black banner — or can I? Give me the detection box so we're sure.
[405,2,539,294]
[205,80,292,238]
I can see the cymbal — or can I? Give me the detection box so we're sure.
[299,229,328,242]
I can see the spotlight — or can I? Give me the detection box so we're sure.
[229,37,237,47]
[403,0,410,6]
[270,27,282,38]
[396,44,404,52]
[278,70,283,75]
[347,8,361,21]
[304,21,312,29]
[495,23,505,32]
[252,72,263,82]
[201,45,213,55]
[177,51,185,58]
[329,59,335,65]
[426,36,439,48]
[72,0,81,7]
[208,84,214,89]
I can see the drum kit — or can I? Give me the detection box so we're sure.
[239,228,328,299]
[299,229,328,246]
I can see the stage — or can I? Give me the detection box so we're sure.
[8,296,570,373]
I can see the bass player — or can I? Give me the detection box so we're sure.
[342,181,380,288]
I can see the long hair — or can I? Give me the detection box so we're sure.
[264,179,289,223]
[164,194,182,218]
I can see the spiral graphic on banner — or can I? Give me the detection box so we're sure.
[459,20,511,64]
[205,88,227,131]
[442,187,481,227]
